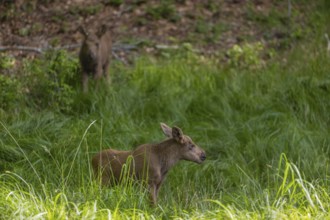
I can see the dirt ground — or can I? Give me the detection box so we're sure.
[0,0,307,59]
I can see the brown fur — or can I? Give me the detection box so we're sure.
[79,25,112,92]
[92,123,206,205]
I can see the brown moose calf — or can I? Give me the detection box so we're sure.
[92,123,206,205]
[79,25,112,92]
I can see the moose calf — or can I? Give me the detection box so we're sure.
[92,123,206,205]
[79,25,112,92]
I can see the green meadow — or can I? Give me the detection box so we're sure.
[1,2,330,219]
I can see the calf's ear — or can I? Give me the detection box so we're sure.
[78,26,88,37]
[160,123,172,138]
[172,126,184,143]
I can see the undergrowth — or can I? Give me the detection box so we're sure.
[1,41,330,218]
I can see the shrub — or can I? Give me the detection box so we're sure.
[104,0,123,7]
[226,42,264,69]
[146,2,180,22]
[22,50,79,112]
[0,75,21,110]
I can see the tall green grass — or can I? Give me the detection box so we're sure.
[1,41,330,218]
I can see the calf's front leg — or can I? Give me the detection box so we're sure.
[149,183,158,206]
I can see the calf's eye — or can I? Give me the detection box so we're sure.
[188,144,195,150]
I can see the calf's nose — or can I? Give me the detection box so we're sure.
[200,152,206,161]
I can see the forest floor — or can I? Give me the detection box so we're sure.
[0,0,312,60]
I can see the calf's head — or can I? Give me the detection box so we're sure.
[79,26,99,62]
[160,123,206,163]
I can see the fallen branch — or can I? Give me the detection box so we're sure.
[155,44,179,50]
[0,46,43,53]
[113,44,137,51]
[0,43,138,54]
[55,44,81,50]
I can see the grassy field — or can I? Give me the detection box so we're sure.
[1,2,330,220]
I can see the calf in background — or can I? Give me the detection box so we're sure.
[79,25,112,92]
